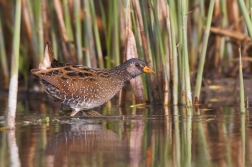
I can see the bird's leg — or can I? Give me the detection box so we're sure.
[81,110,101,116]
[58,104,72,114]
[70,109,80,116]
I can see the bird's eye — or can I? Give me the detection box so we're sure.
[135,63,140,67]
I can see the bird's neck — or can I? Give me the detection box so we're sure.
[109,64,132,82]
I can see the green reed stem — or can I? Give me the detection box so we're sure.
[167,2,178,105]
[195,108,210,166]
[238,0,252,38]
[113,0,120,66]
[0,19,9,86]
[133,0,159,102]
[240,114,246,166]
[7,0,21,129]
[105,2,112,68]
[194,0,215,101]
[182,15,192,107]
[184,108,192,166]
[250,0,252,20]
[74,0,83,64]
[90,0,104,68]
[63,0,74,41]
[51,28,58,59]
[37,0,44,63]
[26,0,39,65]
[177,0,185,104]
[153,0,165,68]
[83,0,93,67]
[173,106,181,167]
[239,47,245,113]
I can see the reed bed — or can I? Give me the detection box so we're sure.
[0,0,252,111]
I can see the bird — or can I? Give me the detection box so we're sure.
[31,43,154,116]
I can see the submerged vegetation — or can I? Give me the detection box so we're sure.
[0,0,252,108]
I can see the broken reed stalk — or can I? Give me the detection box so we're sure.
[0,19,9,87]
[238,0,252,38]
[132,0,159,103]
[74,0,83,64]
[239,47,245,113]
[7,0,22,129]
[194,0,215,101]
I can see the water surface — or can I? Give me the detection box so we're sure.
[0,91,251,167]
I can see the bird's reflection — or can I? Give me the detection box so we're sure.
[45,120,127,167]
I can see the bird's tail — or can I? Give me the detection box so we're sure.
[38,43,55,70]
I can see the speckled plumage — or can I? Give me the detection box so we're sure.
[31,43,154,116]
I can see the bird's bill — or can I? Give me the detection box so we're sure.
[143,66,155,74]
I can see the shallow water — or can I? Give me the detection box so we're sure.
[0,91,252,167]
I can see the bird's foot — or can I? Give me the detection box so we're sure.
[82,110,101,116]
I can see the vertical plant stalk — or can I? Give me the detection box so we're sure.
[250,0,252,20]
[194,0,215,101]
[26,0,39,66]
[38,0,44,64]
[0,19,9,87]
[55,0,75,63]
[182,15,192,107]
[63,0,74,41]
[165,2,178,105]
[240,114,246,166]
[132,0,160,103]
[83,0,94,67]
[54,0,69,42]
[173,106,181,167]
[238,0,252,38]
[89,0,104,68]
[7,131,21,167]
[119,0,131,106]
[62,0,76,63]
[126,30,146,104]
[74,0,83,64]
[7,0,22,129]
[239,47,245,113]
[185,108,192,166]
[153,0,166,103]
[51,28,58,59]
[113,0,120,66]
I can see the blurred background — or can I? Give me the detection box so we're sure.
[1,0,252,105]
[1,1,252,167]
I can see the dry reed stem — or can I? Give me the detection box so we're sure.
[53,0,69,42]
[210,27,251,42]
[126,30,146,104]
[132,0,160,103]
[21,0,32,40]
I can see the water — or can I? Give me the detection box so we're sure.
[0,91,251,167]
